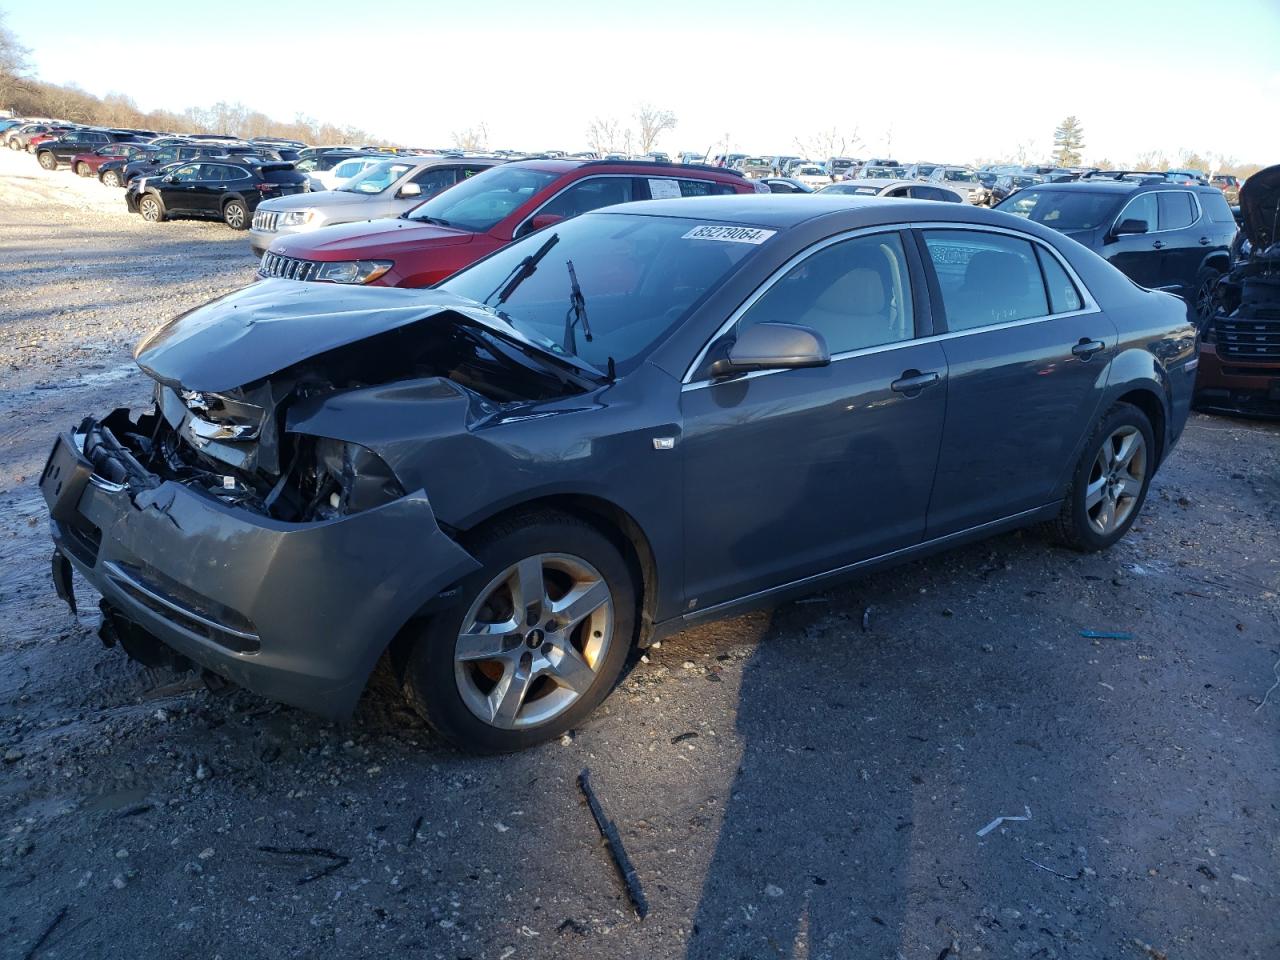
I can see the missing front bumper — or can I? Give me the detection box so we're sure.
[41,415,481,719]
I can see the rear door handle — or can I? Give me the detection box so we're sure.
[1199,237,1210,245]
[1072,339,1106,360]
[890,370,940,394]
[1151,240,1165,249]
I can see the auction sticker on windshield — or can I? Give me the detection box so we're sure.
[682,225,776,244]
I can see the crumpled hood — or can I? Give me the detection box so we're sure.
[134,280,480,393]
[1240,164,1280,253]
[269,218,474,259]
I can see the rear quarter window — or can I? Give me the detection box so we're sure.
[1201,190,1236,223]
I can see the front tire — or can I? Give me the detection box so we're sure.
[222,199,248,229]
[138,195,165,223]
[403,510,635,753]
[102,170,121,188]
[75,162,90,177]
[1047,402,1154,552]
[38,151,56,170]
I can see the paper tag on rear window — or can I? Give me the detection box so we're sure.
[648,178,682,200]
[682,225,776,244]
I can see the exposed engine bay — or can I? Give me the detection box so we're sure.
[89,317,586,524]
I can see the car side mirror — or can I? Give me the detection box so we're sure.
[709,323,830,378]
[529,212,565,232]
[1112,218,1149,237]
[398,182,422,198]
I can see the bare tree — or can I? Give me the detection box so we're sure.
[1132,150,1170,171]
[452,123,489,152]
[635,104,677,155]
[0,10,31,111]
[794,125,861,161]
[585,116,622,157]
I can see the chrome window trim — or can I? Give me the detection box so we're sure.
[681,221,1100,388]
[513,173,731,238]
[1113,188,1202,235]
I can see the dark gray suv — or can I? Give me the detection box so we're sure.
[41,196,1197,752]
[996,177,1237,321]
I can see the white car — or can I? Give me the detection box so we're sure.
[791,163,832,188]
[927,165,986,203]
[816,178,967,203]
[302,155,389,192]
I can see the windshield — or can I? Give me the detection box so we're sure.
[404,166,557,232]
[863,167,904,178]
[996,189,1122,231]
[338,160,414,194]
[796,166,823,176]
[943,168,978,182]
[438,213,763,375]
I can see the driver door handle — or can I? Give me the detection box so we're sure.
[1072,338,1106,360]
[890,370,940,394]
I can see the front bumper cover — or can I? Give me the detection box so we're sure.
[40,413,481,719]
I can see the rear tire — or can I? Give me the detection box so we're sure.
[403,510,635,753]
[1045,402,1155,552]
[222,199,248,230]
[1192,265,1223,326]
[138,195,165,223]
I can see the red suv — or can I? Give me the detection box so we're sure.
[259,159,761,286]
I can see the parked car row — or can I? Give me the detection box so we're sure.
[8,115,1272,417]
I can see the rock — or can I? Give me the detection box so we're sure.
[3,749,23,763]
[764,883,784,897]
[198,847,214,860]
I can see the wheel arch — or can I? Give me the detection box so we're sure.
[1112,385,1167,467]
[460,494,661,647]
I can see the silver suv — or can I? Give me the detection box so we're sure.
[248,155,502,255]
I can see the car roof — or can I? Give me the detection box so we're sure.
[595,194,1029,230]
[501,157,745,180]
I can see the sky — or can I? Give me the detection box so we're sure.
[7,0,1280,165]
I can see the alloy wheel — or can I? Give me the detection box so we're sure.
[140,198,161,222]
[103,171,120,188]
[454,553,614,730]
[1085,425,1146,535]
[1195,274,1219,322]
[224,203,245,228]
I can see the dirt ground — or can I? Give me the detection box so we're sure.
[2,151,1278,960]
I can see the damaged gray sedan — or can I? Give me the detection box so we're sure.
[41,195,1197,752]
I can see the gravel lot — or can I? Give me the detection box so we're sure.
[2,151,1278,960]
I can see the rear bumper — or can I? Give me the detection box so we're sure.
[1193,342,1280,417]
[41,414,481,719]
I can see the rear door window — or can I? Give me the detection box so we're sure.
[1157,191,1197,230]
[922,230,1050,331]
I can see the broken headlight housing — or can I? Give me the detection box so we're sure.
[312,259,393,284]
[305,438,405,519]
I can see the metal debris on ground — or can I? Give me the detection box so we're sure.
[578,768,649,919]
[1080,630,1133,640]
[1022,856,1082,881]
[22,905,68,960]
[256,845,351,885]
[976,805,1032,837]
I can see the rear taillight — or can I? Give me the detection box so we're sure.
[255,183,275,192]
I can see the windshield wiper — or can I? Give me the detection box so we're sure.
[452,317,604,390]
[561,259,594,354]
[408,214,451,226]
[483,233,559,307]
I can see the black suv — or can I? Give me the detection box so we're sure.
[35,128,143,169]
[125,158,309,228]
[996,176,1237,320]
[115,143,266,186]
